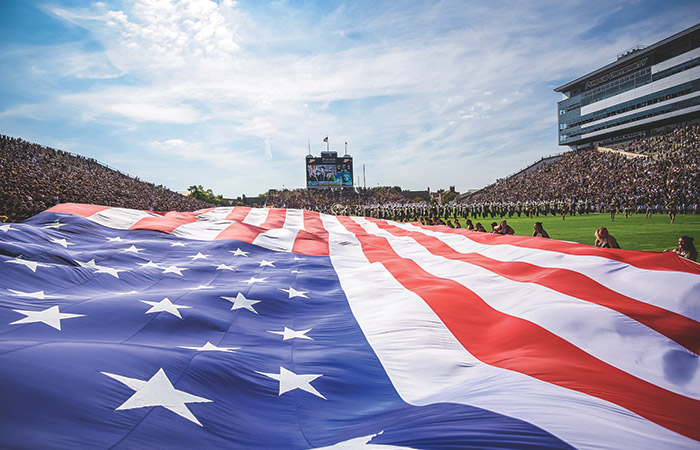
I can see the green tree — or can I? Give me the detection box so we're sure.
[442,191,458,203]
[188,185,226,206]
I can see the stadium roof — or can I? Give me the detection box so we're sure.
[554,23,700,93]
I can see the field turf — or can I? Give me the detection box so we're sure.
[453,212,700,253]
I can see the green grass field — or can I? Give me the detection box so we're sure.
[454,212,700,252]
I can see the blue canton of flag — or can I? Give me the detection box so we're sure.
[1,204,699,449]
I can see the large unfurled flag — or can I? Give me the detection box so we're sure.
[1,203,699,450]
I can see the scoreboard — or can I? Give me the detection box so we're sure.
[306,151,353,188]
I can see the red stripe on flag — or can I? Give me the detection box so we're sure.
[46,203,111,217]
[372,219,700,354]
[292,210,329,256]
[215,221,266,243]
[425,225,700,275]
[216,209,288,242]
[225,207,251,221]
[337,216,700,441]
[259,208,287,230]
[193,207,216,215]
[129,211,200,234]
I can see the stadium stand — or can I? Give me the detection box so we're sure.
[0,135,211,223]
[2,122,699,224]
[462,122,700,217]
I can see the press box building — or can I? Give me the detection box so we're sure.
[555,23,700,149]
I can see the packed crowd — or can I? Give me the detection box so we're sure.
[266,186,410,215]
[265,124,700,223]
[463,123,700,217]
[0,135,211,222]
[2,122,699,231]
[616,124,700,158]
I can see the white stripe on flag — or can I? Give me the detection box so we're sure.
[197,207,234,221]
[171,219,235,241]
[252,209,303,253]
[321,214,698,450]
[87,207,157,229]
[242,208,269,227]
[358,218,700,400]
[398,222,700,321]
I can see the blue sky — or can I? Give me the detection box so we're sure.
[1,1,698,198]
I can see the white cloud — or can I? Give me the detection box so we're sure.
[3,0,699,195]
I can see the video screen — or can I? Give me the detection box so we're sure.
[337,159,353,187]
[307,163,338,186]
[306,156,353,188]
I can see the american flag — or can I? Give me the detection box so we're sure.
[1,203,699,449]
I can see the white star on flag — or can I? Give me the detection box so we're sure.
[101,368,212,426]
[0,224,16,232]
[179,341,239,352]
[8,289,52,300]
[162,265,188,276]
[77,259,99,269]
[140,298,191,319]
[216,263,235,271]
[246,276,267,284]
[42,220,66,230]
[10,305,84,330]
[230,248,248,257]
[221,293,260,314]
[138,261,161,269]
[259,260,275,267]
[6,257,51,272]
[107,236,125,242]
[95,265,126,278]
[76,259,125,278]
[170,241,187,247]
[189,252,209,261]
[313,432,402,449]
[257,367,326,399]
[121,245,144,254]
[268,327,313,341]
[50,237,72,248]
[280,287,309,299]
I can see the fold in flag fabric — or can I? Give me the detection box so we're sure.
[1,203,699,449]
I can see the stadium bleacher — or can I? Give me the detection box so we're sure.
[0,135,211,223]
[2,123,699,223]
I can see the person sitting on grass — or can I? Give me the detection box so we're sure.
[666,235,698,261]
[494,219,515,235]
[532,222,550,238]
[594,226,620,249]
